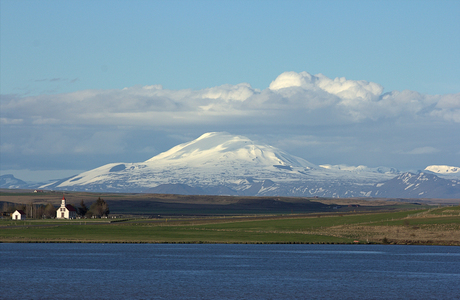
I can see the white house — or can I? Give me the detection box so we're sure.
[56,196,77,219]
[12,210,26,220]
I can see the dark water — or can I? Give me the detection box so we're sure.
[1,244,459,299]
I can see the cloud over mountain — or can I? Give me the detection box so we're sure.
[1,71,459,176]
[2,71,458,128]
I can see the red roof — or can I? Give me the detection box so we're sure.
[62,196,66,200]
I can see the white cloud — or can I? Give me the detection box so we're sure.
[266,72,459,122]
[0,117,23,125]
[316,73,383,101]
[430,93,460,122]
[1,71,459,177]
[200,83,256,101]
[404,147,441,155]
[269,71,317,90]
[269,71,383,101]
[1,71,458,127]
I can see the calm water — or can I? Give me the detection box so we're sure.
[1,243,459,299]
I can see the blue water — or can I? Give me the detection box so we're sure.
[1,244,459,299]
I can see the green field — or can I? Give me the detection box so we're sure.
[1,208,459,245]
[1,190,458,245]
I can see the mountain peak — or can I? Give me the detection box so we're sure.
[145,132,317,169]
[195,131,230,140]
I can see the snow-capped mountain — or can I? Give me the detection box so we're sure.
[43,132,320,191]
[31,132,386,196]
[424,165,460,178]
[371,172,460,198]
[7,132,455,198]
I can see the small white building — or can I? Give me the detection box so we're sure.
[56,196,77,219]
[12,210,26,220]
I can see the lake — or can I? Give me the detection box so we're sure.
[1,244,459,299]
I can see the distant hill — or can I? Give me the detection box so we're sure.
[0,174,29,189]
[371,172,460,198]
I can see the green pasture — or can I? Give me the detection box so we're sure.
[1,208,459,244]
[194,209,428,231]
[0,222,351,244]
[370,216,460,227]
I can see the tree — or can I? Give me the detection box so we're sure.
[15,204,26,213]
[6,204,17,213]
[85,210,93,218]
[44,203,55,218]
[78,200,88,217]
[2,202,14,213]
[26,201,34,218]
[89,197,109,218]
[35,205,45,219]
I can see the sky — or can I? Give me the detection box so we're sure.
[1,0,459,182]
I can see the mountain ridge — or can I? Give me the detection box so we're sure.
[1,132,459,198]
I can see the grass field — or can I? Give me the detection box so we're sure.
[1,207,459,245]
[2,190,458,245]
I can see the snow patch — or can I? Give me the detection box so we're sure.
[425,165,459,175]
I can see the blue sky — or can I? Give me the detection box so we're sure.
[1,0,459,182]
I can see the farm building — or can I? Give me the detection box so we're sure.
[56,196,77,219]
[12,210,26,220]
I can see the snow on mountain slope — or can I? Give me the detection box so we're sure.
[372,172,460,198]
[52,132,320,190]
[146,132,317,168]
[43,132,404,196]
[425,165,460,178]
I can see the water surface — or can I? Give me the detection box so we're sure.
[1,244,459,299]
